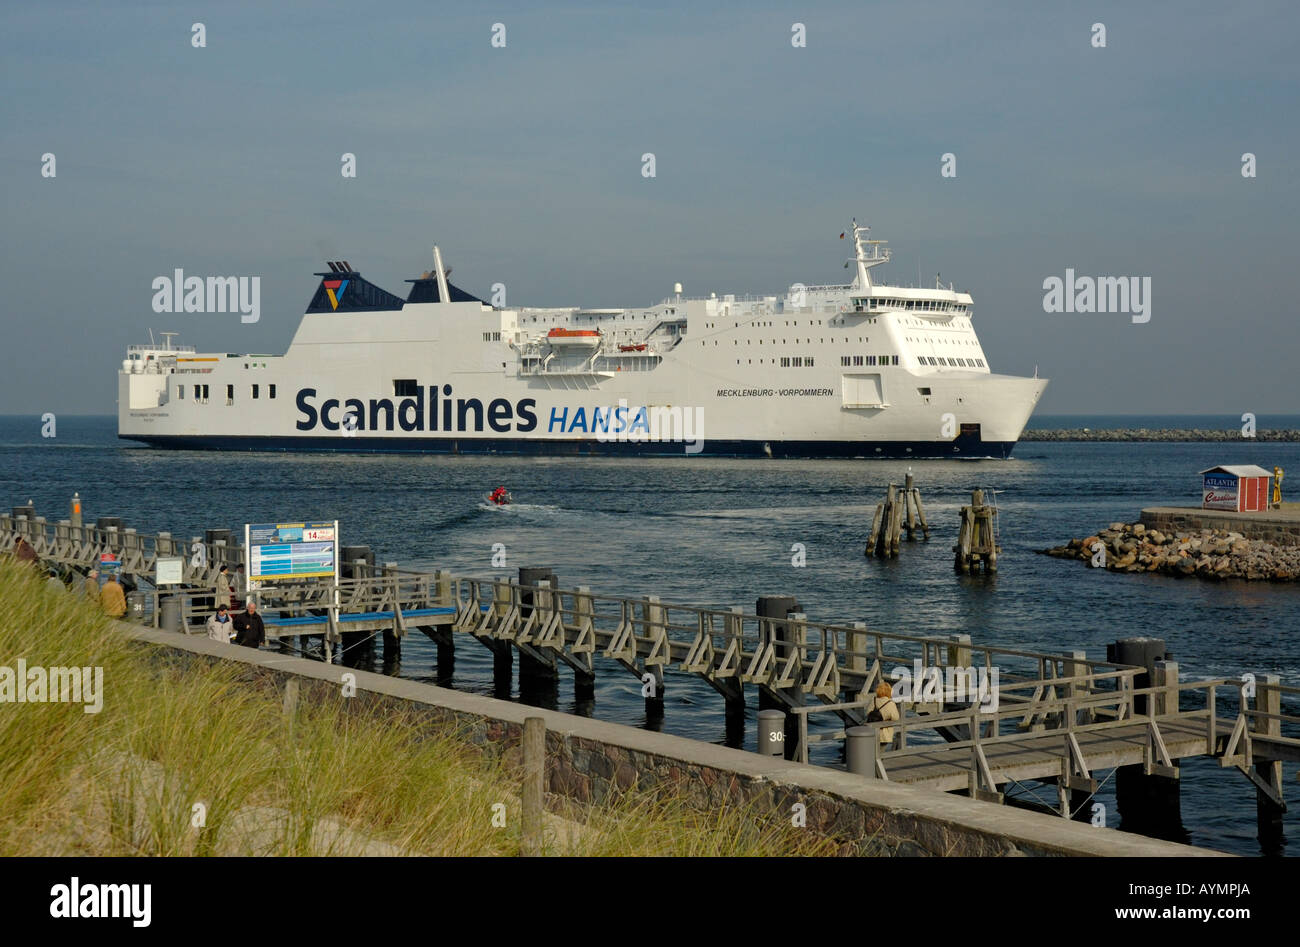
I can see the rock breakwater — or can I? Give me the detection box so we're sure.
[1022,429,1300,442]
[1039,521,1300,582]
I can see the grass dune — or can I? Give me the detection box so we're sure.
[0,559,838,856]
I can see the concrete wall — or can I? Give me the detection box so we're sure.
[1140,507,1300,546]
[122,624,1225,858]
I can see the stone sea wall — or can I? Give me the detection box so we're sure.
[1040,520,1300,581]
[1022,428,1299,442]
[124,627,1214,857]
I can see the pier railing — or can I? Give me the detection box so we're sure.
[6,506,1295,827]
[4,510,1142,725]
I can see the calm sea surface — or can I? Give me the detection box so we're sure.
[3,415,1297,856]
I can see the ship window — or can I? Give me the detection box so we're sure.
[252,384,259,399]
[918,387,932,396]
[841,356,850,366]
[781,357,790,367]
[792,357,802,367]
[269,384,277,398]
[892,356,898,365]
[225,384,234,404]
[806,357,814,366]
[393,379,418,397]
[177,385,185,399]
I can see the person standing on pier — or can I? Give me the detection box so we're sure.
[206,603,235,642]
[867,682,899,748]
[99,574,127,618]
[232,599,265,649]
[83,569,100,599]
[216,564,233,610]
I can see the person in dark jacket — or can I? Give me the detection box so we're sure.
[232,599,265,649]
[12,536,39,569]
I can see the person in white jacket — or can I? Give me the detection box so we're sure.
[206,603,235,642]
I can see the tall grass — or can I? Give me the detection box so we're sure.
[0,559,842,856]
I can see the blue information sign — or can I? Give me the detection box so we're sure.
[245,521,337,581]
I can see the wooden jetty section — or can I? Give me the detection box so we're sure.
[3,501,1296,844]
[865,472,928,558]
[954,488,999,573]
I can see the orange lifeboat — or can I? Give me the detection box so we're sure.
[547,328,601,348]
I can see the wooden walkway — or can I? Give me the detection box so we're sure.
[4,506,1297,826]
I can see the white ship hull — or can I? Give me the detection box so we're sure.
[119,228,1047,459]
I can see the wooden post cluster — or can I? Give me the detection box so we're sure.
[954,489,998,573]
[866,474,928,558]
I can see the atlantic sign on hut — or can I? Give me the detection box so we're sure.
[1200,465,1272,512]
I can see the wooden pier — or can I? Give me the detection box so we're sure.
[3,501,1296,845]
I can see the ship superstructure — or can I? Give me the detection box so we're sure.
[119,222,1047,457]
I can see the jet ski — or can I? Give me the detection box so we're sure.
[487,489,512,506]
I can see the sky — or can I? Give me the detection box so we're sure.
[1,0,1297,416]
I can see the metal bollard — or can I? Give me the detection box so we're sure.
[757,709,786,757]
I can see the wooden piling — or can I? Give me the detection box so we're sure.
[954,489,999,573]
[865,502,884,557]
[904,472,916,539]
[521,716,546,856]
[867,479,928,558]
[1253,674,1285,847]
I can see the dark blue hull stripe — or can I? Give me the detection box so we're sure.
[119,433,1018,459]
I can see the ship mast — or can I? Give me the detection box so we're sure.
[432,245,451,303]
[849,218,891,291]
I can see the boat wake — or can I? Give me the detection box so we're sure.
[477,502,561,514]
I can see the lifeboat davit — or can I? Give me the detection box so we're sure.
[547,328,601,348]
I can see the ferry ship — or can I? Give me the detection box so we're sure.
[118,222,1047,458]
